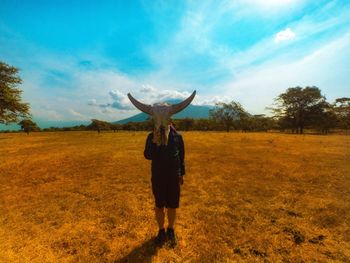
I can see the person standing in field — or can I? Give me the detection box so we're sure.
[144,123,185,247]
[127,90,195,247]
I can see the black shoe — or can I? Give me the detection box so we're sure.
[166,227,178,248]
[155,228,166,247]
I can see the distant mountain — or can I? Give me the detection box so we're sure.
[115,103,213,124]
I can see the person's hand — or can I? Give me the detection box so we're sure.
[179,176,184,186]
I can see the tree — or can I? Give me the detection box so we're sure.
[248,114,276,132]
[110,123,122,132]
[333,97,350,131]
[176,118,195,131]
[18,119,40,135]
[122,122,138,131]
[314,107,338,134]
[193,118,212,131]
[210,101,248,132]
[270,86,327,134]
[0,61,30,124]
[138,118,153,131]
[87,119,111,133]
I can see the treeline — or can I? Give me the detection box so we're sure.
[0,116,275,134]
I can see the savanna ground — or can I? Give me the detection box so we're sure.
[0,131,349,262]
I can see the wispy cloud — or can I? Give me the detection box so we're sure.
[140,84,156,93]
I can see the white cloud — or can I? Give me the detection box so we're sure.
[152,90,191,101]
[275,28,296,43]
[140,84,156,93]
[108,90,134,110]
[89,89,134,111]
[195,95,232,106]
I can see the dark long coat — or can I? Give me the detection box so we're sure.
[143,127,185,208]
[144,127,185,179]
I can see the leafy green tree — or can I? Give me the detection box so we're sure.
[18,119,40,135]
[210,101,248,132]
[271,86,327,134]
[0,61,30,124]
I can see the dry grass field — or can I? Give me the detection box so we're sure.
[0,131,349,262]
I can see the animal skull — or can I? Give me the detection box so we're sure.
[127,90,196,146]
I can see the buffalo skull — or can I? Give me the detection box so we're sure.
[127,91,196,146]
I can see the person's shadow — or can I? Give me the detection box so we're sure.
[114,238,158,263]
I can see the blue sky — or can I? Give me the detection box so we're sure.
[1,0,349,123]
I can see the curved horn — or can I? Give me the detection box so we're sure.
[127,93,153,115]
[169,90,196,115]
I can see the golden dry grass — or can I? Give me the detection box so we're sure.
[0,131,349,262]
